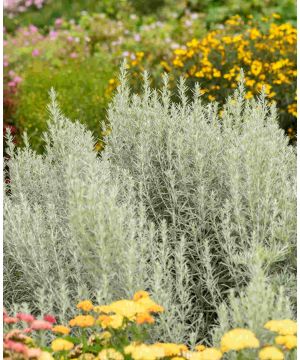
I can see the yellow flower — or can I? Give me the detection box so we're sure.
[213,69,221,78]
[182,349,222,360]
[200,348,222,360]
[76,300,94,312]
[124,343,165,360]
[38,352,54,360]
[245,91,253,99]
[154,343,188,356]
[195,345,206,351]
[94,305,112,314]
[272,13,281,19]
[97,348,124,360]
[220,328,260,352]
[135,297,164,313]
[105,300,146,319]
[208,95,216,101]
[249,28,261,40]
[52,325,71,335]
[69,315,95,328]
[264,319,297,335]
[259,346,284,360]
[251,61,263,76]
[98,314,124,329]
[275,335,297,349]
[51,338,74,352]
[133,290,150,301]
[136,312,155,325]
[79,354,95,360]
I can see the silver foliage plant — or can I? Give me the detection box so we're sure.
[104,65,296,340]
[4,65,296,345]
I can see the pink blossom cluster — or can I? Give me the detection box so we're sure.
[4,0,46,16]
[3,310,56,357]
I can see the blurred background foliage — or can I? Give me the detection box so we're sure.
[4,0,297,152]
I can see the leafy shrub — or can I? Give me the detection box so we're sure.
[14,55,115,151]
[3,292,297,360]
[184,0,296,26]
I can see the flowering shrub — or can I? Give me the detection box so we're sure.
[167,14,297,139]
[3,292,297,360]
[4,0,46,17]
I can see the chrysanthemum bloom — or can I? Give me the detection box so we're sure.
[4,340,27,354]
[52,325,71,335]
[31,320,53,330]
[43,315,56,324]
[98,348,124,360]
[38,351,55,360]
[135,297,164,313]
[77,353,95,360]
[4,316,19,324]
[259,346,284,360]
[16,313,35,323]
[195,345,206,351]
[200,348,223,360]
[69,315,95,328]
[51,338,74,352]
[76,300,94,312]
[124,343,165,360]
[135,312,155,325]
[184,348,222,360]
[133,290,149,301]
[98,314,124,329]
[264,320,297,335]
[26,348,42,358]
[220,328,259,352]
[102,300,146,320]
[154,343,188,356]
[275,335,297,350]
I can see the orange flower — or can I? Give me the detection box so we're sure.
[76,300,94,312]
[136,313,155,325]
[52,325,71,335]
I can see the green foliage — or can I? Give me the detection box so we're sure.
[14,55,116,152]
[4,0,129,33]
[184,0,296,25]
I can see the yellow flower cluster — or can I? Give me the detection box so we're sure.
[169,14,296,138]
[47,293,297,360]
[95,290,163,329]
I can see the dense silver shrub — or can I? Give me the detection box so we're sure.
[4,89,198,344]
[4,67,296,344]
[104,65,296,339]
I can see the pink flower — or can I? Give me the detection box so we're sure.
[30,320,52,330]
[26,348,42,358]
[29,24,38,33]
[67,36,74,42]
[32,48,40,57]
[43,314,56,324]
[70,52,78,59]
[23,328,32,333]
[4,340,27,353]
[55,18,63,27]
[4,60,9,67]
[134,34,141,42]
[4,316,18,324]
[16,313,35,323]
[49,30,58,40]
[13,76,22,84]
[8,81,16,87]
